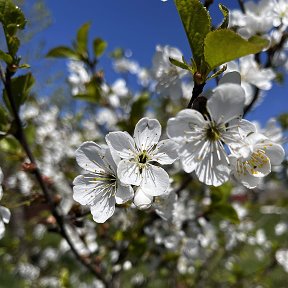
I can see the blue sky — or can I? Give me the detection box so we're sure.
[30,0,288,126]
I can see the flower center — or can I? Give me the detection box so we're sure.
[206,123,221,142]
[138,150,149,164]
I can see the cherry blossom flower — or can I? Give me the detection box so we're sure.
[230,0,274,38]
[73,142,133,223]
[106,118,178,206]
[67,60,91,96]
[152,45,188,100]
[225,56,275,105]
[272,0,288,27]
[230,133,285,188]
[167,83,248,186]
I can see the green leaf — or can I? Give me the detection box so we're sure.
[0,0,26,32]
[0,50,13,64]
[204,29,269,70]
[3,73,35,113]
[0,105,10,139]
[169,57,191,71]
[6,34,20,56]
[76,22,90,56]
[73,80,101,103]
[93,38,107,58]
[218,4,229,29]
[174,0,211,67]
[18,63,30,69]
[46,46,80,60]
[212,203,240,224]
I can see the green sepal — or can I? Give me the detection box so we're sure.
[206,64,227,81]
[46,46,80,60]
[204,29,269,70]
[93,38,107,58]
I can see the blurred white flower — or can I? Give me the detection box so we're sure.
[226,56,275,105]
[67,60,91,95]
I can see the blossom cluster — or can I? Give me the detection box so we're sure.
[73,71,285,222]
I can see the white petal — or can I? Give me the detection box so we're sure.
[0,206,10,224]
[133,118,161,151]
[152,139,179,165]
[195,142,230,186]
[115,181,134,204]
[178,140,205,173]
[219,71,241,85]
[73,174,107,206]
[90,196,115,223]
[207,83,245,124]
[258,142,285,166]
[75,142,106,173]
[117,159,142,186]
[106,131,136,159]
[238,119,257,137]
[0,221,5,239]
[0,168,3,184]
[167,109,205,141]
[133,187,153,209]
[141,164,169,196]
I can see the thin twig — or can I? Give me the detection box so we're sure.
[238,0,246,13]
[1,68,108,286]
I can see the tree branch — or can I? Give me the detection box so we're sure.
[1,68,109,286]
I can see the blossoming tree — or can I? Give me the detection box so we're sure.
[0,0,288,287]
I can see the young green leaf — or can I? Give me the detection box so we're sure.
[0,0,26,32]
[73,81,102,103]
[0,50,13,64]
[76,22,90,56]
[204,29,269,70]
[218,4,229,29]
[93,38,107,58]
[169,57,191,71]
[0,105,11,138]
[46,46,80,60]
[174,0,211,67]
[3,73,35,113]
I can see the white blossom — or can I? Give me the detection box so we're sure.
[73,142,133,223]
[167,82,248,186]
[152,45,188,100]
[67,60,91,96]
[225,56,275,105]
[230,133,285,188]
[106,118,178,207]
